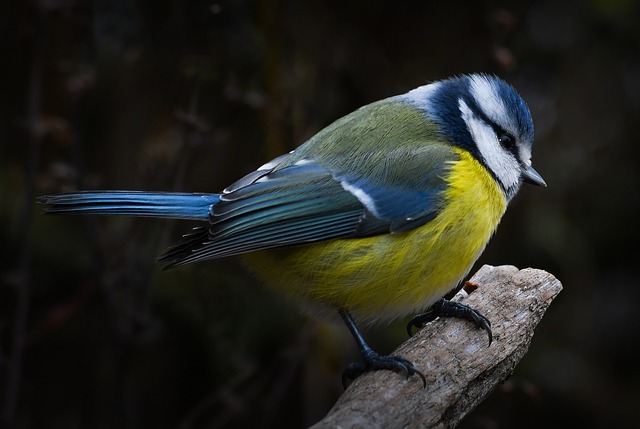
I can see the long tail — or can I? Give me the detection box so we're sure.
[38,191,220,221]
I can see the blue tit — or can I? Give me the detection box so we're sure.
[39,73,546,386]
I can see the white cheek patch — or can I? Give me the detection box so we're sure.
[459,99,521,197]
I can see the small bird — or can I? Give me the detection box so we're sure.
[39,74,546,387]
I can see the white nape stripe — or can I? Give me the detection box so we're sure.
[339,180,380,217]
[401,82,440,111]
[468,75,510,131]
[458,99,520,198]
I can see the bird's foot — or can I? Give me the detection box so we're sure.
[339,308,426,388]
[342,349,426,388]
[407,298,492,345]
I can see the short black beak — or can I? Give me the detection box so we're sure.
[522,165,547,187]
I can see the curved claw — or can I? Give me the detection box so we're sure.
[466,308,492,345]
[406,298,493,345]
[342,351,427,389]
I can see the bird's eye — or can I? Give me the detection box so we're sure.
[498,133,515,150]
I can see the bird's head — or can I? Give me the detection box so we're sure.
[403,74,546,201]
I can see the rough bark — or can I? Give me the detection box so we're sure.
[310,265,563,429]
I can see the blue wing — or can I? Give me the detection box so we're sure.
[160,163,365,266]
[161,154,451,267]
[334,171,445,234]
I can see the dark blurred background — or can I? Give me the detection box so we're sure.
[2,0,639,428]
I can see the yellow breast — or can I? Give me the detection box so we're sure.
[244,148,507,323]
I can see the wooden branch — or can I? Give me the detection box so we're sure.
[310,265,563,429]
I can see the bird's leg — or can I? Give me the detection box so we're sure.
[339,308,426,388]
[406,298,492,344]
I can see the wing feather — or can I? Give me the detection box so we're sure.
[161,100,460,267]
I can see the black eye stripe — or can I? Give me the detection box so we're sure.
[462,92,518,152]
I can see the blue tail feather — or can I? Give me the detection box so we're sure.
[38,191,220,221]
